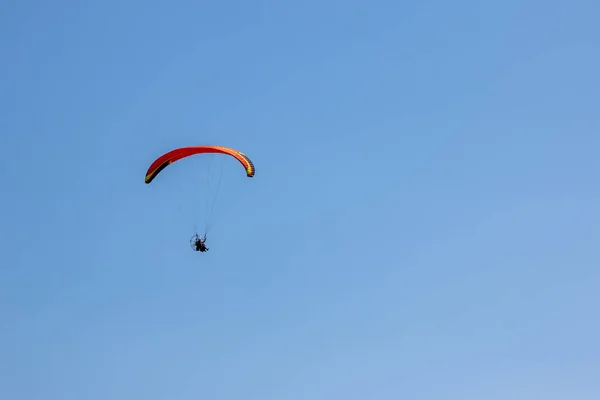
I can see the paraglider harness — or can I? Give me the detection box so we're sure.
[190,233,209,252]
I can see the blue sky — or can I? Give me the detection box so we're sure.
[1,0,599,398]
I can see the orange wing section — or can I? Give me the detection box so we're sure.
[145,146,255,184]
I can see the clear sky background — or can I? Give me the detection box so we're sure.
[1,0,599,399]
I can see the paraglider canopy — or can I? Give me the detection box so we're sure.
[145,145,255,184]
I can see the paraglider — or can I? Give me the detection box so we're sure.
[190,233,208,252]
[145,145,255,253]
